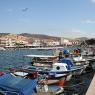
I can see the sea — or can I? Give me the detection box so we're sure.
[0,46,82,71]
[0,49,53,71]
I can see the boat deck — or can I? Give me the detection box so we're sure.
[86,75,95,95]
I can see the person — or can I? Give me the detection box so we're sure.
[59,50,74,70]
[78,48,81,54]
[58,50,63,61]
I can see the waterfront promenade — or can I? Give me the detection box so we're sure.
[86,75,95,95]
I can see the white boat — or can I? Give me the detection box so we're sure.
[24,54,85,77]
[72,55,87,65]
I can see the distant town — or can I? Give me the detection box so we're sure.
[0,33,94,49]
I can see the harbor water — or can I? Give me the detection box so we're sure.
[0,49,53,71]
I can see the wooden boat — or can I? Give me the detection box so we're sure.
[24,54,58,68]
[9,68,38,79]
[9,67,71,85]
[24,54,85,77]
[36,84,64,95]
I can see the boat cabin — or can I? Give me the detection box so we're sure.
[24,54,58,68]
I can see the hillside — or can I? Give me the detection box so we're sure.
[0,33,10,37]
[75,37,89,41]
[19,33,60,41]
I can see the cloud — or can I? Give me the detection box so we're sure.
[59,29,87,38]
[68,29,95,38]
[91,0,95,3]
[71,29,83,33]
[81,20,95,24]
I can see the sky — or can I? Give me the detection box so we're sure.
[0,0,95,38]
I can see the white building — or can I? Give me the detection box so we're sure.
[0,38,15,46]
[60,38,72,46]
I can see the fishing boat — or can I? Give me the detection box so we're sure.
[58,48,87,66]
[24,54,85,78]
[9,65,71,85]
[8,67,38,79]
[24,54,58,70]
[72,54,87,65]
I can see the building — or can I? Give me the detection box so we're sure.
[0,38,15,47]
[0,34,29,47]
[60,37,80,46]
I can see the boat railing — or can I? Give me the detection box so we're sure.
[0,90,20,95]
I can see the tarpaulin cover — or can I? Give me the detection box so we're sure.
[0,73,37,95]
